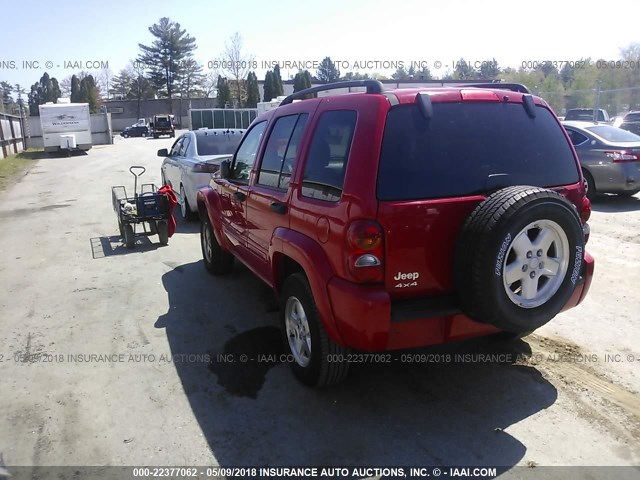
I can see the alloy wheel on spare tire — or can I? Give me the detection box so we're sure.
[280,273,350,387]
[453,186,585,333]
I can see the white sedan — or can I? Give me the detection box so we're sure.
[159,129,245,220]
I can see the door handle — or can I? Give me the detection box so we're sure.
[233,192,246,201]
[270,202,287,214]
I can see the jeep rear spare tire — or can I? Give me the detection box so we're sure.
[454,186,585,333]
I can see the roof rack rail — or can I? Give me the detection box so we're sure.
[279,80,385,106]
[465,83,531,94]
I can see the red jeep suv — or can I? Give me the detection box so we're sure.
[197,80,595,387]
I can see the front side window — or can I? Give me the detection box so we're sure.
[301,110,357,202]
[233,121,267,182]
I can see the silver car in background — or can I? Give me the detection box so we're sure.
[562,121,640,200]
[159,129,244,219]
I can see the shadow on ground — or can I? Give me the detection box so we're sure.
[90,234,164,258]
[154,260,558,468]
[591,193,640,213]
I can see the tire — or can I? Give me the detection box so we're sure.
[454,186,585,333]
[200,216,233,275]
[583,170,596,202]
[124,224,135,249]
[180,185,196,221]
[280,273,350,387]
[153,134,159,139]
[157,220,169,245]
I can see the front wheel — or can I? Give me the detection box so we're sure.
[280,273,350,387]
[200,216,233,275]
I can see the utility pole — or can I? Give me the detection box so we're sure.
[593,80,602,123]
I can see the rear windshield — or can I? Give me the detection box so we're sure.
[377,102,579,201]
[196,133,243,156]
[566,109,606,122]
[586,125,640,142]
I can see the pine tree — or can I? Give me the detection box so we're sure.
[273,64,284,96]
[263,71,276,102]
[316,57,340,83]
[245,72,259,108]
[137,17,197,103]
[216,76,231,108]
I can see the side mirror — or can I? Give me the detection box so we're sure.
[220,159,231,179]
[157,148,169,157]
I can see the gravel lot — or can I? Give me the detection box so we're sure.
[0,135,639,471]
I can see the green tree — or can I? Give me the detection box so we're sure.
[273,64,284,96]
[177,58,205,99]
[138,17,197,104]
[27,72,62,115]
[109,69,134,99]
[453,58,477,80]
[317,57,340,82]
[70,74,81,102]
[292,71,315,99]
[78,75,100,112]
[391,66,409,80]
[479,59,500,79]
[1,81,14,113]
[263,70,276,102]
[245,72,259,107]
[216,76,231,108]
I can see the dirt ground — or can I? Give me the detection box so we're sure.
[0,135,638,474]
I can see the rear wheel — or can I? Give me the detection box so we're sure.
[280,273,350,387]
[124,224,135,249]
[583,170,596,202]
[200,216,233,275]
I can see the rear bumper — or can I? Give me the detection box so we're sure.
[326,251,595,351]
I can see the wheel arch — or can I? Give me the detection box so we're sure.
[270,228,344,346]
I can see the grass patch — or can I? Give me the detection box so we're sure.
[0,149,44,191]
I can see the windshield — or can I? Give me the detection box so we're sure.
[377,102,579,201]
[566,110,607,122]
[586,125,640,142]
[196,133,243,156]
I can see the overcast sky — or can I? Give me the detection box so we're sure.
[2,0,639,88]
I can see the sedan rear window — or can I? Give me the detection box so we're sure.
[586,125,640,142]
[196,133,243,156]
[377,102,579,201]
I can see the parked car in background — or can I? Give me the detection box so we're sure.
[197,80,594,387]
[151,114,175,138]
[617,111,640,136]
[562,120,640,200]
[120,125,149,138]
[159,128,244,219]
[565,108,611,123]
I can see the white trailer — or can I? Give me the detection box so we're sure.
[257,96,288,115]
[39,102,92,153]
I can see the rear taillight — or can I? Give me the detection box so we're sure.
[605,151,640,163]
[346,220,384,283]
[192,163,220,173]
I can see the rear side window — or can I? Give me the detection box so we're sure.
[302,110,357,202]
[587,125,640,142]
[566,128,589,146]
[378,103,579,201]
[258,114,308,189]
